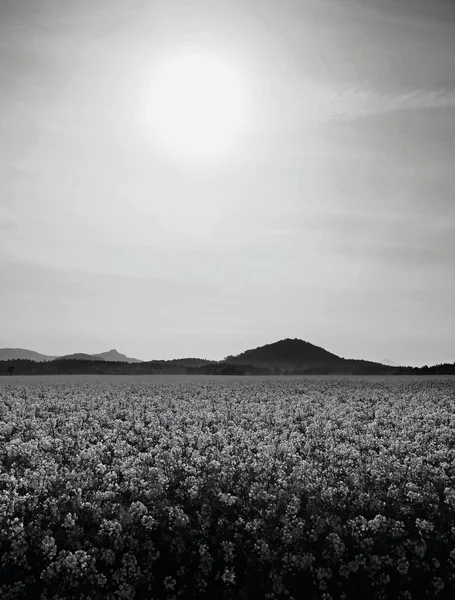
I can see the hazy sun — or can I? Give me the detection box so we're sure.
[149,54,245,157]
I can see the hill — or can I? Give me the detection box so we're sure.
[0,348,57,362]
[226,338,343,368]
[56,353,106,361]
[224,338,399,375]
[0,348,142,363]
[91,349,142,363]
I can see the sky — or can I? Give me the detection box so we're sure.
[1,0,454,366]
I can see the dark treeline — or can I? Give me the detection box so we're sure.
[1,359,455,376]
[1,359,262,376]
[393,363,455,375]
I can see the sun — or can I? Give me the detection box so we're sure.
[149,54,245,157]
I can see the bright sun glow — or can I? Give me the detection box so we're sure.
[149,54,245,157]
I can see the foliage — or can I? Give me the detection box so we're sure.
[1,376,455,599]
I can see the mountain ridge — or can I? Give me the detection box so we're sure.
[0,348,57,362]
[58,353,106,361]
[0,348,141,363]
[1,339,453,375]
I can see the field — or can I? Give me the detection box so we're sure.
[1,375,455,599]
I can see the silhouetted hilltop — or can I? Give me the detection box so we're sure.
[91,349,142,363]
[226,338,342,367]
[223,339,404,374]
[0,348,143,362]
[56,353,105,361]
[0,348,57,362]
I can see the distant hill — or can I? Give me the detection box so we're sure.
[0,348,57,362]
[226,338,343,368]
[57,353,105,361]
[91,349,142,363]
[0,348,142,363]
[381,357,399,366]
[224,338,399,375]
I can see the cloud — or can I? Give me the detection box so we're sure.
[271,80,455,130]
[289,84,455,124]
[327,86,455,121]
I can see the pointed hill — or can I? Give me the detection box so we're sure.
[92,349,142,363]
[56,353,105,361]
[224,338,396,374]
[226,338,342,368]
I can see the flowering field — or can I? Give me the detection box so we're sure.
[1,375,455,600]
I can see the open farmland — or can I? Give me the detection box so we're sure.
[1,375,455,599]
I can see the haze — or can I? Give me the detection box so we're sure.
[1,0,454,366]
